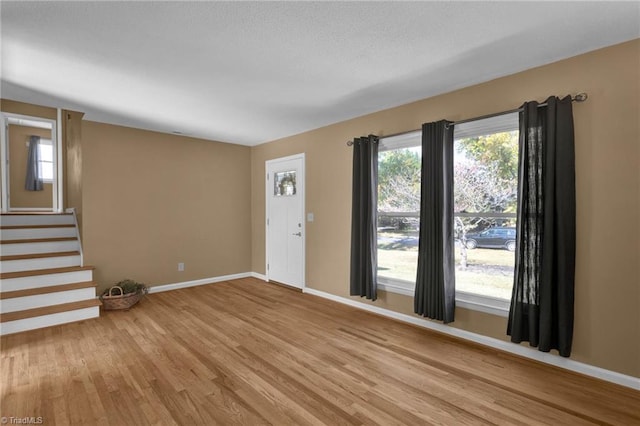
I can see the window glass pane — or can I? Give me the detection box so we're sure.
[38,142,53,162]
[378,147,421,212]
[378,213,419,282]
[377,146,421,283]
[40,162,54,181]
[274,171,296,196]
[454,126,519,300]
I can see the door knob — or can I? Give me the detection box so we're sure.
[292,232,302,237]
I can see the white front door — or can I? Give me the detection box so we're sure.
[266,154,305,289]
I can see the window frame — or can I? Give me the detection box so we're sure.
[376,113,519,316]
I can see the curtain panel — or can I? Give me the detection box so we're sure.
[507,96,576,357]
[350,135,379,301]
[25,135,43,191]
[414,120,455,323]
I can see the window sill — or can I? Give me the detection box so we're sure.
[377,279,414,297]
[378,277,510,317]
[456,291,510,317]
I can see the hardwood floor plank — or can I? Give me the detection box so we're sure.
[2,278,638,426]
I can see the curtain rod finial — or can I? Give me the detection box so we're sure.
[346,140,354,146]
[574,92,588,102]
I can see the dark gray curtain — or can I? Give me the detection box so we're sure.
[414,121,455,323]
[507,96,576,357]
[350,135,379,301]
[25,135,43,191]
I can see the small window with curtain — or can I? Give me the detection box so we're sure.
[453,112,519,305]
[37,139,54,183]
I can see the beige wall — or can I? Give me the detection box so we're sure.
[251,39,640,377]
[82,121,252,293]
[8,125,54,208]
[0,99,57,120]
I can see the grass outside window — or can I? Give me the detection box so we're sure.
[378,229,514,300]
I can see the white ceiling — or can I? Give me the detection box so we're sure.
[1,2,638,146]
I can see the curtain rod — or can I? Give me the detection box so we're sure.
[346,92,588,145]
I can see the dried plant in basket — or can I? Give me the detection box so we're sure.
[100,279,148,310]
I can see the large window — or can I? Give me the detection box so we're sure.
[376,113,519,312]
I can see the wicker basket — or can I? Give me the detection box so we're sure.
[100,285,144,310]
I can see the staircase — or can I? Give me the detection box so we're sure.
[0,212,100,335]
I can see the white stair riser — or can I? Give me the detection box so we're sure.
[1,289,96,313]
[1,227,77,240]
[1,240,79,256]
[1,270,93,292]
[1,215,74,227]
[0,306,100,336]
[1,255,81,273]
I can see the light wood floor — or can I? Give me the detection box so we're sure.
[1,278,638,425]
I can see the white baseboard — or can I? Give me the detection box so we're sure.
[147,272,253,294]
[250,272,268,281]
[302,287,640,391]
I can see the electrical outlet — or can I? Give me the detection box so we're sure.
[178,262,185,272]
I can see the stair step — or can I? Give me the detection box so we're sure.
[1,226,77,240]
[1,266,94,292]
[1,281,96,300]
[0,213,74,227]
[0,224,75,230]
[0,239,80,256]
[0,251,80,261]
[2,289,98,314]
[0,302,101,335]
[0,224,76,229]
[1,286,98,313]
[0,299,101,323]
[0,265,94,280]
[1,237,77,244]
[0,252,82,273]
